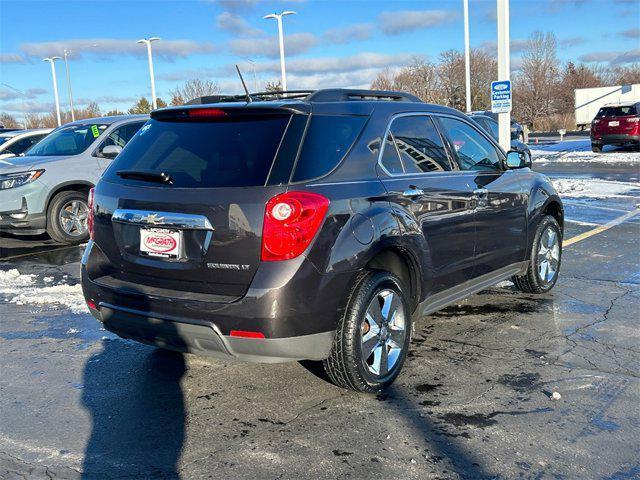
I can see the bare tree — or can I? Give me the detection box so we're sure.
[264,80,282,93]
[394,57,441,103]
[170,79,220,105]
[371,68,395,91]
[555,62,603,115]
[0,113,20,128]
[513,31,560,128]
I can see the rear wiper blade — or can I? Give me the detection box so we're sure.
[116,170,173,184]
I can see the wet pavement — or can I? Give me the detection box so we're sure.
[0,160,638,479]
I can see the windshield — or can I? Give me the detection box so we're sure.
[26,123,108,156]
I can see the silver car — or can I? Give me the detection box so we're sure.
[0,128,53,160]
[0,115,148,243]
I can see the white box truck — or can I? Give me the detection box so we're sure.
[575,84,640,129]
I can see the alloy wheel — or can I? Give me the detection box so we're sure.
[59,199,89,237]
[360,289,407,377]
[537,226,560,284]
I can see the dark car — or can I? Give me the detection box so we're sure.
[472,110,524,141]
[81,89,563,393]
[590,102,640,152]
[468,113,531,158]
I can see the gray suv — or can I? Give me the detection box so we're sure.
[0,115,147,243]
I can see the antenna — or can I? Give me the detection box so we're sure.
[235,65,252,103]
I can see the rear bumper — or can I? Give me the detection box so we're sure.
[591,134,640,145]
[91,302,334,363]
[81,240,355,362]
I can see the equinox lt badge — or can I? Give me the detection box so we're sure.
[207,263,250,271]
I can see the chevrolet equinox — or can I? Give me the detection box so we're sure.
[81,89,563,393]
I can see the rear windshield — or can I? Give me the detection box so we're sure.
[596,105,638,117]
[104,116,290,188]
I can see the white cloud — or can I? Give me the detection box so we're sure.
[215,11,262,36]
[618,28,640,39]
[579,48,640,65]
[560,36,586,47]
[0,87,47,101]
[0,53,27,64]
[377,10,457,36]
[229,32,318,57]
[0,100,55,114]
[324,24,373,44]
[480,39,529,54]
[19,38,218,60]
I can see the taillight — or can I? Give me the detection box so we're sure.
[627,117,640,123]
[261,191,330,261]
[87,187,95,240]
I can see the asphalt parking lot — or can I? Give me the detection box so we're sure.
[0,150,638,479]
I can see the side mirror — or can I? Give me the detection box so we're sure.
[101,144,122,159]
[506,150,531,169]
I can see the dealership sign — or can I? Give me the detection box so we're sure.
[491,80,512,114]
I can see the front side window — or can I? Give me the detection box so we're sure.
[380,115,451,174]
[26,123,108,156]
[437,117,502,171]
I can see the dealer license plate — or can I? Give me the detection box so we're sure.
[139,228,182,259]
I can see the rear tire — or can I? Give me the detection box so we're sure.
[513,215,562,294]
[323,271,411,393]
[591,143,602,153]
[46,190,90,244]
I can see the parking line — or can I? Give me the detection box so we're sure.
[564,208,640,247]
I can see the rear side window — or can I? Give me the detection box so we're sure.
[597,105,638,117]
[380,115,452,174]
[291,115,366,182]
[104,116,290,188]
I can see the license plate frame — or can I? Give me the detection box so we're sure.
[139,227,183,259]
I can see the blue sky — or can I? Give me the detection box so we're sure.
[1,0,639,116]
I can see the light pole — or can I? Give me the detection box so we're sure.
[63,50,75,122]
[137,37,160,109]
[43,57,62,126]
[263,11,296,91]
[1,83,27,128]
[497,0,511,150]
[463,0,472,113]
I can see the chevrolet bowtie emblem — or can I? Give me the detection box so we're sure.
[141,213,165,225]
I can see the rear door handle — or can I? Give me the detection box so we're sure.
[402,186,424,197]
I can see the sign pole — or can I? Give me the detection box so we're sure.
[496,0,511,151]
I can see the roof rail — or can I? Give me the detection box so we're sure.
[185,89,423,106]
[306,89,422,103]
[185,90,315,105]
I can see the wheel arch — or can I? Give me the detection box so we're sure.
[45,181,94,223]
[363,245,421,312]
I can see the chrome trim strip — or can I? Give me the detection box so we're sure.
[111,209,214,230]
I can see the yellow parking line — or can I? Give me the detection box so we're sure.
[564,208,640,247]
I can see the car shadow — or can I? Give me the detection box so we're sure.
[81,297,186,479]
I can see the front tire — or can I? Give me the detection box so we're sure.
[46,190,90,244]
[513,215,562,294]
[323,271,411,393]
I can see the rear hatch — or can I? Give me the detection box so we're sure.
[593,104,640,136]
[92,105,309,299]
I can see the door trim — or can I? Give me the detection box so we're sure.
[417,261,528,317]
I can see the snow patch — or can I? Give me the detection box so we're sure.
[0,268,88,314]
[531,139,640,164]
[551,178,640,199]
